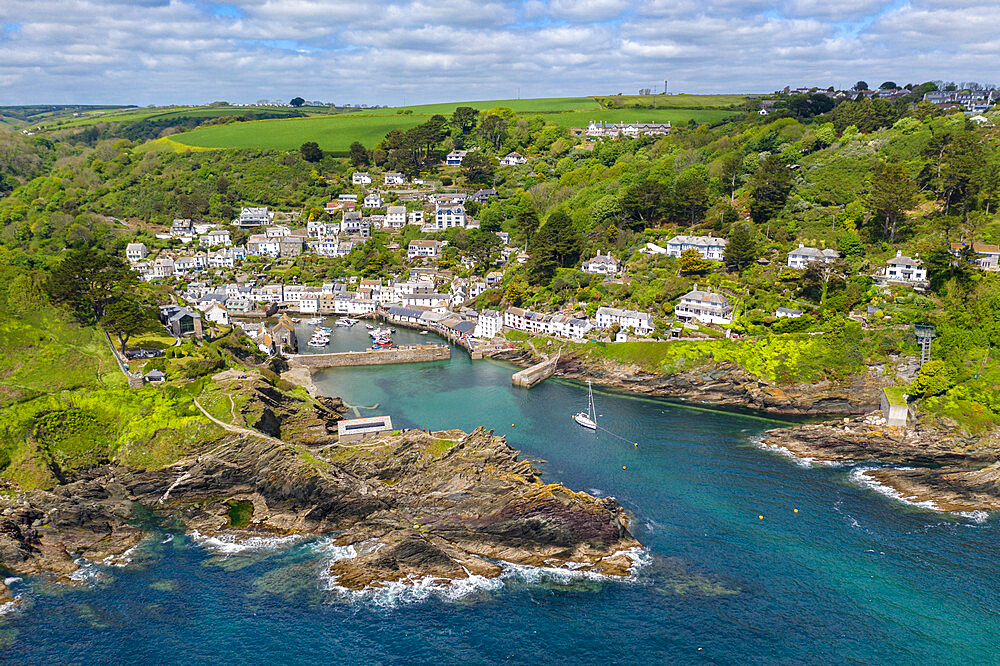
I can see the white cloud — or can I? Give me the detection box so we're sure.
[0,0,998,105]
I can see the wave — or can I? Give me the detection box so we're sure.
[957,510,990,524]
[0,597,22,617]
[848,466,941,511]
[752,438,842,468]
[189,530,304,555]
[318,542,650,608]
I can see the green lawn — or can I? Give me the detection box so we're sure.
[165,97,738,152]
[597,93,756,109]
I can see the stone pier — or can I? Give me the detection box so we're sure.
[512,352,560,388]
[286,344,450,369]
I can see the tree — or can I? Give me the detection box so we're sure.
[300,141,323,162]
[527,211,582,284]
[620,180,669,227]
[866,161,916,241]
[102,298,154,354]
[461,151,494,184]
[908,359,956,398]
[748,154,795,225]
[719,153,744,203]
[674,166,710,225]
[724,223,759,271]
[853,81,869,91]
[478,114,508,150]
[879,81,898,90]
[452,106,479,134]
[467,230,501,269]
[516,209,540,244]
[678,248,710,275]
[349,141,370,168]
[290,97,305,107]
[47,248,135,323]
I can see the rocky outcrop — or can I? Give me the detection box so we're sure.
[0,422,638,590]
[761,415,1000,510]
[494,349,887,416]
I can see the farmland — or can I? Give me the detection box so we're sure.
[166,95,743,152]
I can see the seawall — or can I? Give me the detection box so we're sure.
[286,344,450,368]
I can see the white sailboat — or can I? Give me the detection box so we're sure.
[573,380,598,430]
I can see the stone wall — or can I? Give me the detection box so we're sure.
[286,344,450,368]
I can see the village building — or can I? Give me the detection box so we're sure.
[950,242,1000,271]
[446,150,469,166]
[408,239,443,260]
[499,152,527,167]
[236,207,273,227]
[385,205,407,228]
[338,415,393,443]
[363,193,384,208]
[199,229,232,247]
[882,250,928,285]
[474,309,503,339]
[160,305,204,339]
[775,307,804,318]
[581,252,621,275]
[170,218,194,237]
[674,286,733,325]
[125,242,148,263]
[432,204,467,230]
[665,235,728,261]
[247,234,281,257]
[595,306,654,336]
[352,172,372,185]
[340,211,371,238]
[407,210,424,226]
[384,172,405,186]
[786,243,840,269]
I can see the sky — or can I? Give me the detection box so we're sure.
[0,0,998,106]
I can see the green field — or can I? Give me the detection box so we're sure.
[166,96,740,152]
[597,93,755,109]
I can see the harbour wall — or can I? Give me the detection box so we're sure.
[286,344,450,368]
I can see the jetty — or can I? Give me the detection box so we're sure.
[512,350,560,388]
[286,344,450,369]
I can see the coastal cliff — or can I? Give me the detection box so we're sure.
[0,379,639,589]
[493,347,890,416]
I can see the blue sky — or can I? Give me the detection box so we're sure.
[0,0,997,106]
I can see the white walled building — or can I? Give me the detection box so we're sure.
[674,287,733,325]
[595,307,654,336]
[474,310,503,338]
[787,243,839,269]
[665,235,728,261]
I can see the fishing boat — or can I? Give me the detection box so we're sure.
[419,330,429,335]
[573,380,598,430]
[365,324,375,330]
[305,317,322,325]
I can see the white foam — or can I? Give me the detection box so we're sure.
[957,510,990,524]
[754,439,842,468]
[189,530,304,555]
[587,488,605,497]
[0,598,22,616]
[3,577,21,586]
[849,466,941,511]
[101,544,139,567]
[161,534,174,544]
[318,543,650,607]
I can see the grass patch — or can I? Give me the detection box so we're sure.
[426,439,458,459]
[227,500,254,528]
[596,93,753,109]
[883,386,908,407]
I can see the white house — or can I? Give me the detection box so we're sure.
[384,172,405,186]
[775,307,804,318]
[446,150,469,166]
[200,302,230,326]
[151,257,174,279]
[950,242,1000,271]
[363,193,384,208]
[408,239,443,260]
[247,234,280,257]
[407,210,424,226]
[207,249,235,269]
[474,309,503,338]
[433,204,466,230]
[787,243,839,269]
[236,207,272,227]
[340,212,371,238]
[581,252,620,275]
[125,242,148,263]
[352,172,372,185]
[674,286,733,325]
[385,206,407,228]
[265,225,291,238]
[595,306,654,336]
[665,235,728,261]
[551,314,592,339]
[499,152,527,167]
[199,229,232,247]
[883,250,927,284]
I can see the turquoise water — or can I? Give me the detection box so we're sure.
[4,350,999,664]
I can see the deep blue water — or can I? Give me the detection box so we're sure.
[4,348,999,664]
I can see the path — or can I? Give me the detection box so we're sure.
[193,397,283,445]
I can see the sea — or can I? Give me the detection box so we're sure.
[3,322,998,664]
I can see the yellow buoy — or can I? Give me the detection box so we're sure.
[622,466,626,470]
[758,515,764,520]
[634,442,638,447]
[793,509,799,513]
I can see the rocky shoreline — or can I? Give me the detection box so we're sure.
[491,347,1000,512]
[0,377,639,596]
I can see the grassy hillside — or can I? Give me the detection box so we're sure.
[165,96,738,152]
[596,93,753,109]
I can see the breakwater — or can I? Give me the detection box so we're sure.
[286,344,450,368]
